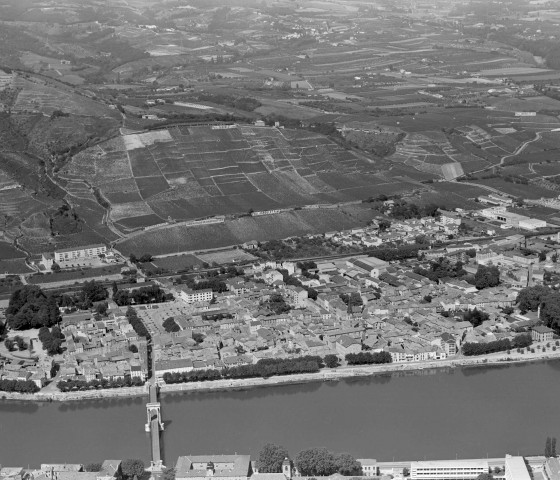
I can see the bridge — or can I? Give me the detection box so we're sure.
[146,383,165,473]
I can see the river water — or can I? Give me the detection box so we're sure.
[1,360,558,467]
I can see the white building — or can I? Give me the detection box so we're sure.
[480,207,546,230]
[505,456,531,480]
[54,244,107,263]
[410,459,489,480]
[177,287,213,304]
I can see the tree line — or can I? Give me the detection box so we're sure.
[113,285,173,306]
[57,376,145,392]
[0,379,39,394]
[163,355,328,384]
[345,351,392,365]
[126,307,149,338]
[257,443,362,477]
[462,334,532,356]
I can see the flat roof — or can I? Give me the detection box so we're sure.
[505,457,531,480]
[412,459,489,468]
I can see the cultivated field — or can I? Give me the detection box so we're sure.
[61,125,415,232]
[117,205,375,256]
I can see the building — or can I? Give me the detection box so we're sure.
[544,457,560,480]
[504,456,531,480]
[177,287,213,304]
[176,455,252,480]
[480,207,546,230]
[410,460,489,480]
[532,325,554,343]
[54,244,107,263]
[357,459,378,477]
[346,257,389,278]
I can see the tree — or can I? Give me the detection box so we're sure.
[4,338,15,352]
[295,448,338,477]
[553,437,557,457]
[546,437,552,457]
[163,317,180,333]
[517,285,551,313]
[539,251,547,262]
[80,281,108,308]
[121,459,145,479]
[162,468,176,480]
[323,354,339,368]
[502,306,514,315]
[335,453,362,476]
[129,344,138,353]
[51,262,61,272]
[541,293,560,329]
[257,443,290,473]
[378,219,391,232]
[95,302,108,316]
[474,265,500,289]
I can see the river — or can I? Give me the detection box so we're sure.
[1,360,558,467]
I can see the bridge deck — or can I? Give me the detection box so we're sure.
[149,384,158,404]
[151,418,161,464]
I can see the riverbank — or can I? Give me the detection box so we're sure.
[158,346,560,396]
[1,343,559,402]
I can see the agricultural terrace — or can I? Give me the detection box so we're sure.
[117,205,375,256]
[61,125,415,233]
[11,76,121,120]
[379,106,560,184]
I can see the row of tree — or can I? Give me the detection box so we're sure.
[257,444,362,477]
[345,351,392,365]
[113,285,173,306]
[462,334,532,356]
[163,356,331,384]
[125,307,149,338]
[0,379,39,393]
[370,244,430,262]
[57,376,144,392]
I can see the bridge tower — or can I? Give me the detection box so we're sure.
[145,402,164,432]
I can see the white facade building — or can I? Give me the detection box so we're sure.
[177,287,213,304]
[54,244,107,263]
[411,460,489,480]
[505,457,531,480]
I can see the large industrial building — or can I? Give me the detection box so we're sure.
[480,207,547,231]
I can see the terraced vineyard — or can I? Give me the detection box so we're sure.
[60,125,413,233]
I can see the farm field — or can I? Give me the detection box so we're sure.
[0,242,26,259]
[60,125,416,232]
[0,259,33,275]
[28,264,122,284]
[196,249,259,265]
[117,205,375,256]
[150,254,204,272]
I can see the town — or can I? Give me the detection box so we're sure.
[1,196,560,396]
[1,448,559,480]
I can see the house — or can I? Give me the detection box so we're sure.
[357,459,378,477]
[176,455,252,480]
[532,325,553,343]
[335,335,361,356]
